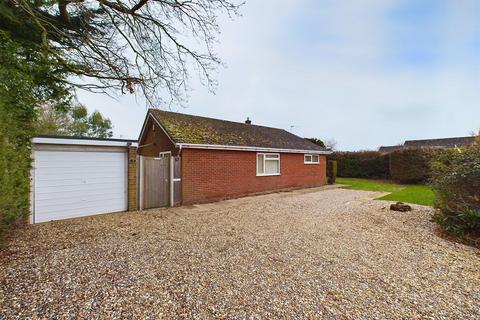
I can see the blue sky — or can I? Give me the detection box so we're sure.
[77,0,480,150]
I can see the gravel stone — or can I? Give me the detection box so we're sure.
[1,187,479,319]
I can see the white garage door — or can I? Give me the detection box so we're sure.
[33,149,127,223]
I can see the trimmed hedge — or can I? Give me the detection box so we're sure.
[329,151,390,179]
[389,148,435,183]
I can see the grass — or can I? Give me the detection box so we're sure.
[336,177,435,206]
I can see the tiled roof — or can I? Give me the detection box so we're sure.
[149,109,327,151]
[404,137,475,148]
[378,145,404,153]
[378,136,475,153]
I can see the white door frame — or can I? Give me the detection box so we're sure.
[159,151,174,207]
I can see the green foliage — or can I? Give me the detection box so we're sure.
[432,209,480,238]
[83,110,113,138]
[330,151,390,179]
[36,104,113,138]
[306,138,326,148]
[0,30,71,239]
[35,103,70,136]
[337,178,435,206]
[389,148,435,183]
[326,160,337,184]
[430,138,480,238]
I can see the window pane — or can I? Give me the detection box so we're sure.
[312,155,319,163]
[265,159,279,174]
[257,154,264,174]
[305,155,312,163]
[265,154,279,159]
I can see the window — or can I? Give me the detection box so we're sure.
[257,153,280,176]
[304,154,320,164]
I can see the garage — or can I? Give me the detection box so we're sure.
[32,136,137,223]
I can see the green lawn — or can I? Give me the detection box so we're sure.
[336,177,435,206]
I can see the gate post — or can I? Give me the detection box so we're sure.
[138,155,144,210]
[127,146,138,211]
[170,155,174,207]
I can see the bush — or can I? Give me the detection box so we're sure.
[330,151,389,179]
[0,76,34,238]
[430,138,480,238]
[389,148,435,183]
[326,160,337,184]
[0,31,71,240]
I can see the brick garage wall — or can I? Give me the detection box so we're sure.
[127,146,138,211]
[181,149,327,204]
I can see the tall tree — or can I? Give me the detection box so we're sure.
[0,30,71,236]
[306,138,326,148]
[1,0,243,104]
[37,103,113,138]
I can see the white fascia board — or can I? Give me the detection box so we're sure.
[175,143,332,155]
[33,137,138,147]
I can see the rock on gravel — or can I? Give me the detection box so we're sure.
[390,202,412,212]
[1,187,479,319]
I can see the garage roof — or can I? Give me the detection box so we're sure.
[148,109,328,153]
[33,135,138,147]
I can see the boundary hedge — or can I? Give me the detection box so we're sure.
[389,148,435,183]
[329,151,390,179]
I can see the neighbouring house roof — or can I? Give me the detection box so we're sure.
[148,109,328,153]
[378,136,475,153]
[403,136,475,148]
[378,145,404,153]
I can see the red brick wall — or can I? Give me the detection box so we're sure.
[181,148,327,204]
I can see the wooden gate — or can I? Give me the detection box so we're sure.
[141,156,170,209]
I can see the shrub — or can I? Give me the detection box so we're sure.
[0,80,34,239]
[430,138,480,238]
[0,31,71,240]
[389,148,435,183]
[330,151,389,179]
[326,160,337,184]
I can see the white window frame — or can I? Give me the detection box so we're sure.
[256,153,281,176]
[304,154,320,164]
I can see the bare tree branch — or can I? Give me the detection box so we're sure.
[9,0,244,106]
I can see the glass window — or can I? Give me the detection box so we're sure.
[304,154,320,164]
[257,153,280,175]
[265,154,279,159]
[257,154,265,174]
[265,158,279,174]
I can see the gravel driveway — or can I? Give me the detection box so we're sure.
[1,187,479,319]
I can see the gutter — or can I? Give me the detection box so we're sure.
[33,137,138,147]
[175,143,332,155]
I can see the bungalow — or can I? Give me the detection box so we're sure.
[29,110,331,223]
[138,109,331,206]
